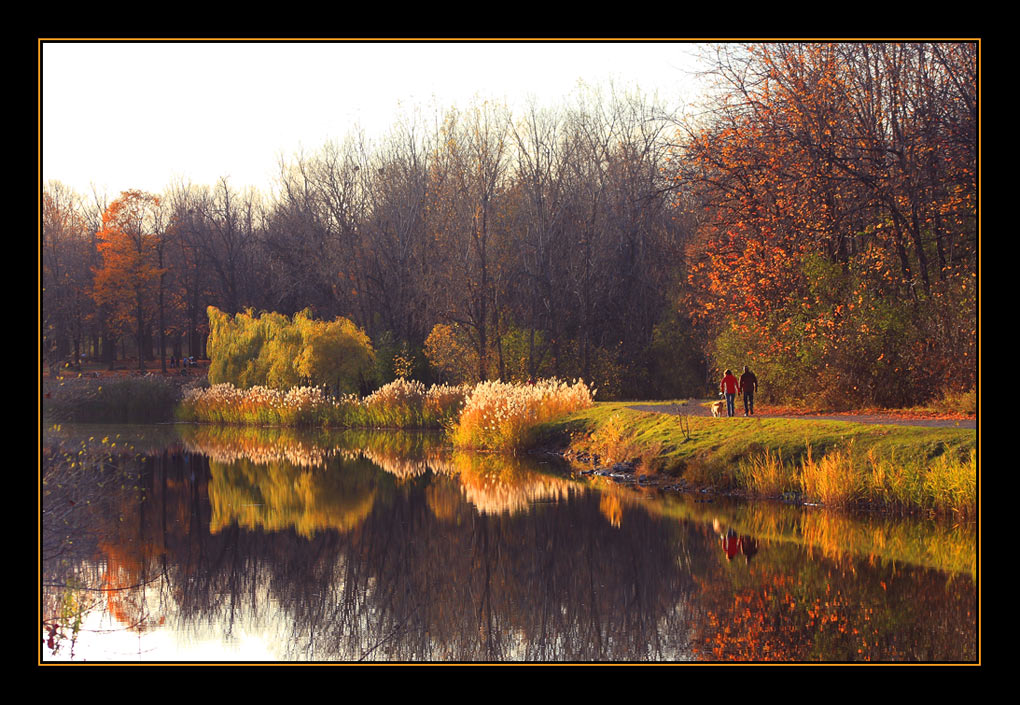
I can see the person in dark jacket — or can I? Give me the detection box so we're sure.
[739,366,758,416]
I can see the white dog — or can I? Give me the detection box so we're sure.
[710,400,725,417]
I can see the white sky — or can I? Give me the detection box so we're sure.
[42,41,711,199]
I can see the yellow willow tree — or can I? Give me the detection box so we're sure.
[295,315,376,395]
[91,190,166,370]
[206,306,375,393]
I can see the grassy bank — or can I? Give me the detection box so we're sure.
[535,403,977,517]
[42,375,185,424]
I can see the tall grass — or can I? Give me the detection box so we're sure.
[736,449,798,498]
[738,443,976,517]
[43,376,182,423]
[578,412,667,473]
[449,379,595,452]
[178,377,592,448]
[799,444,864,507]
[177,379,468,429]
[865,446,976,516]
[556,406,976,517]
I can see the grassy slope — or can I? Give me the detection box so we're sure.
[539,402,975,469]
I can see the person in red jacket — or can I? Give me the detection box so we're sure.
[720,369,739,417]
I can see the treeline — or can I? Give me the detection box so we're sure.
[43,84,698,399]
[42,43,978,406]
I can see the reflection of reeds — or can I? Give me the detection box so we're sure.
[179,423,349,467]
[177,424,451,476]
[359,446,456,480]
[451,452,581,515]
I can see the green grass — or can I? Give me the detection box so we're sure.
[43,376,183,424]
[534,402,977,516]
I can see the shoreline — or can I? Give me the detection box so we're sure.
[529,404,977,518]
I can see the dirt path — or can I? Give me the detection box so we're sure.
[626,401,977,430]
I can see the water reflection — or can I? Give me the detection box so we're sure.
[41,424,977,663]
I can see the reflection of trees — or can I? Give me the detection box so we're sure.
[78,447,696,660]
[600,494,623,528]
[207,457,382,537]
[425,475,471,524]
[42,440,170,658]
[44,427,977,663]
[687,532,977,662]
[641,491,976,580]
[330,488,694,661]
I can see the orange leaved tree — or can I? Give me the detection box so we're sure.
[92,190,166,370]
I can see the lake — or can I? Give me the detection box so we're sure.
[41,423,977,663]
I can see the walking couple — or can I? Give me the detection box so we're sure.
[720,366,758,417]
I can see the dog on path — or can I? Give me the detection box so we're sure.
[710,400,725,417]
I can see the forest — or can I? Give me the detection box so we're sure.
[41,43,978,408]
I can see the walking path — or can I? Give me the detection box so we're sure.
[626,401,977,430]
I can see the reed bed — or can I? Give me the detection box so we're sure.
[177,379,469,430]
[448,378,596,452]
[736,448,799,498]
[179,377,592,448]
[799,444,864,508]
[738,443,976,517]
[864,446,976,517]
[179,377,595,448]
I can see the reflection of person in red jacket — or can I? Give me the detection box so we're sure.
[720,369,739,417]
[722,528,739,561]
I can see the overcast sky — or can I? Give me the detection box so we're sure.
[41,41,712,199]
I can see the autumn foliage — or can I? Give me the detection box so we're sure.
[44,46,978,409]
[675,43,977,408]
[91,190,167,369]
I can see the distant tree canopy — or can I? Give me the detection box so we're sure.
[206,306,375,393]
[43,45,978,407]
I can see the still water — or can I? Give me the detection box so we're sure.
[41,423,978,663]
